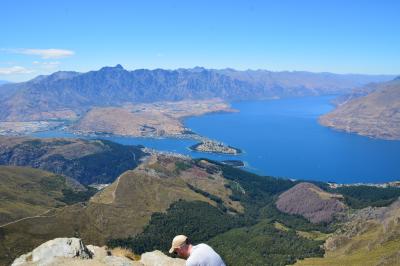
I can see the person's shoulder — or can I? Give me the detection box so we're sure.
[187,244,210,260]
[187,243,226,266]
[196,243,213,250]
[197,243,219,253]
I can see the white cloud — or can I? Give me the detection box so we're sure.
[3,48,75,59]
[32,61,61,69]
[20,49,74,59]
[0,66,33,74]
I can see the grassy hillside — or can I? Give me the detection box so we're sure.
[0,166,82,225]
[294,199,400,266]
[0,154,243,265]
[108,159,329,266]
[108,159,400,266]
[0,136,146,184]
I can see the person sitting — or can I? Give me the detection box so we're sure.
[169,235,226,266]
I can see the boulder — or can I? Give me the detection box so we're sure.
[102,255,142,266]
[140,250,185,266]
[12,238,93,266]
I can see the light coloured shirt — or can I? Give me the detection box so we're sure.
[186,243,226,266]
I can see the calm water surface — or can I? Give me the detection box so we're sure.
[33,96,400,183]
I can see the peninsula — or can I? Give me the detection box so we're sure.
[320,77,400,140]
[71,99,236,138]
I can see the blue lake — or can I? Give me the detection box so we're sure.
[32,96,400,184]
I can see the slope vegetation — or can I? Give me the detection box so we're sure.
[276,182,346,224]
[2,150,399,266]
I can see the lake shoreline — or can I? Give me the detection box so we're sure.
[23,96,400,184]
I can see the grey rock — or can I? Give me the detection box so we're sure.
[140,250,185,266]
[12,238,92,266]
[102,255,141,266]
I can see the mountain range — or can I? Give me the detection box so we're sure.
[0,65,395,122]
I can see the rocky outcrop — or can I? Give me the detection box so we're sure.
[140,251,186,266]
[12,238,185,266]
[324,199,400,252]
[276,182,346,224]
[12,238,92,266]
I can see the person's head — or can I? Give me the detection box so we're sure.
[169,235,192,259]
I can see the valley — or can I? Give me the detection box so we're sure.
[15,95,400,184]
[1,66,399,178]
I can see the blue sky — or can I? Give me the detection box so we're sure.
[1,0,399,81]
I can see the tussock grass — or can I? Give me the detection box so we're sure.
[109,247,139,261]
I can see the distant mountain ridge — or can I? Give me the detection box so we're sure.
[0,65,395,122]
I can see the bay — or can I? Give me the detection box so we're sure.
[32,96,400,184]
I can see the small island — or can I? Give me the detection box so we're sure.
[190,140,242,155]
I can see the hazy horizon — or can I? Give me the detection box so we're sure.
[1,64,398,84]
[1,0,400,82]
